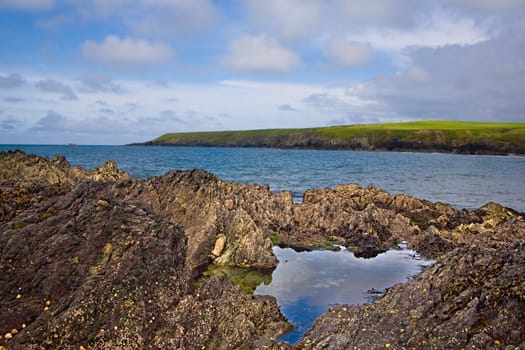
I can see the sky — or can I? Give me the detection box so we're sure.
[1,0,524,145]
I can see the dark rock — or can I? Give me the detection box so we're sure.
[354,246,387,258]
[409,225,457,258]
[0,152,290,349]
[299,226,525,349]
[155,276,291,349]
[0,150,130,223]
[1,151,524,349]
[0,182,189,349]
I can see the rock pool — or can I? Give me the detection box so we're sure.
[255,244,434,344]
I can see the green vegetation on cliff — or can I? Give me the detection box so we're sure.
[143,121,525,155]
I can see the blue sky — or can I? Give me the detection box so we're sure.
[1,0,524,144]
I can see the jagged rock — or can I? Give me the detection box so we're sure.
[1,151,524,349]
[0,150,130,223]
[119,170,281,270]
[0,153,290,349]
[154,276,291,349]
[0,150,130,187]
[213,209,277,269]
[0,182,189,349]
[300,230,525,349]
[409,225,457,258]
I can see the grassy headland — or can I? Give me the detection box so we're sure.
[137,120,525,155]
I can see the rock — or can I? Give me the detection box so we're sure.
[213,209,277,269]
[0,150,130,223]
[354,246,387,259]
[95,199,110,207]
[120,170,281,270]
[153,276,291,349]
[1,151,524,349]
[0,181,190,348]
[0,152,290,349]
[300,237,525,349]
[212,234,227,257]
[0,150,130,187]
[409,225,456,258]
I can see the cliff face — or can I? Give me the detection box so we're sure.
[140,122,525,155]
[1,150,524,349]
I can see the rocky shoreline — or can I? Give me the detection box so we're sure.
[1,150,524,349]
[136,140,525,157]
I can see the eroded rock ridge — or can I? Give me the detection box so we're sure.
[1,150,524,349]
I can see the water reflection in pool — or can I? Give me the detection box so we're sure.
[255,245,434,344]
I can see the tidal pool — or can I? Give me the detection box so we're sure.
[255,245,434,344]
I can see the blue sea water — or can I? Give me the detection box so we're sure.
[1,145,524,211]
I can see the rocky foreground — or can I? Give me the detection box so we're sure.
[0,150,524,349]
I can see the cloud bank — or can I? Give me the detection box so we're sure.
[1,0,524,144]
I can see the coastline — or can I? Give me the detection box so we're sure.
[130,141,525,156]
[131,121,525,156]
[1,150,524,349]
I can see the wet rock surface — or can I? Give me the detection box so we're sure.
[1,150,524,349]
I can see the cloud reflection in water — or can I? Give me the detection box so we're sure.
[255,245,433,344]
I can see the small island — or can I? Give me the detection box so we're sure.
[135,120,525,155]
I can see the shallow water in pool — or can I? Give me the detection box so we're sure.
[255,245,434,344]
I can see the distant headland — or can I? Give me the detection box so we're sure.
[131,120,525,155]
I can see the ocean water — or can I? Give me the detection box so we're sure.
[1,145,524,211]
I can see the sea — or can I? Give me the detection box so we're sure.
[2,144,524,343]
[1,145,524,212]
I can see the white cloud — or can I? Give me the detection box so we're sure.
[82,36,173,64]
[35,79,78,101]
[0,73,25,89]
[77,75,123,93]
[406,66,431,82]
[87,0,217,39]
[447,0,525,11]
[350,28,525,122]
[244,0,321,40]
[345,12,490,51]
[0,0,55,11]
[331,0,413,27]
[221,35,300,72]
[324,39,373,67]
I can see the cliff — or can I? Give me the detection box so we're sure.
[136,120,525,155]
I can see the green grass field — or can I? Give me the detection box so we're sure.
[149,120,525,154]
